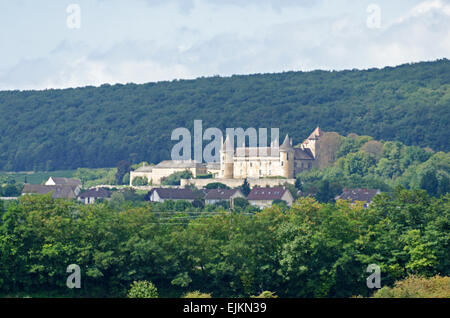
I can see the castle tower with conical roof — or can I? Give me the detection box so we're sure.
[220,135,234,179]
[280,134,295,179]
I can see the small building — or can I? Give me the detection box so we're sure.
[335,188,381,208]
[204,189,245,206]
[247,187,294,208]
[148,188,200,203]
[78,188,112,204]
[45,177,82,195]
[130,160,207,186]
[22,184,78,200]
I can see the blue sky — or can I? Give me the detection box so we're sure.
[1,0,449,90]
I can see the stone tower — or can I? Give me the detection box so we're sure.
[301,127,322,159]
[220,135,234,179]
[280,134,295,179]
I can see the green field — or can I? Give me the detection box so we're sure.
[0,170,77,185]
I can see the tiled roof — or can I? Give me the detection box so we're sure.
[294,148,314,160]
[134,165,153,172]
[79,188,111,199]
[22,184,76,199]
[247,187,287,200]
[151,188,200,200]
[205,189,241,200]
[49,177,82,187]
[154,160,204,169]
[335,188,380,202]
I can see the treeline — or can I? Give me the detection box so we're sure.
[0,189,448,298]
[0,59,449,171]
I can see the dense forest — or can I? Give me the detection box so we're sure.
[0,189,448,298]
[0,59,449,171]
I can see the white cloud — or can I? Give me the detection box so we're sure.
[0,0,448,90]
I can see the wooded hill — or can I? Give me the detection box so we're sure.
[0,59,448,171]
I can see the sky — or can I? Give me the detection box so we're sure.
[0,0,449,90]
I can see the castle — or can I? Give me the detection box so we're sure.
[130,127,324,187]
[219,127,323,180]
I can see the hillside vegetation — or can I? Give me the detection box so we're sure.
[0,60,449,171]
[298,133,450,199]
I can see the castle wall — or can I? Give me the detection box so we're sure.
[180,178,295,188]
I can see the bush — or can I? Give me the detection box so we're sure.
[373,275,450,298]
[127,281,158,298]
[251,291,278,298]
[161,170,193,186]
[132,176,148,186]
[183,291,212,298]
[196,174,213,179]
[233,197,249,209]
[205,182,230,189]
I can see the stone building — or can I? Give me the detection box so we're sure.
[219,127,323,180]
[130,160,208,186]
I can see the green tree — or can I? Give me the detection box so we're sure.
[241,178,251,197]
[315,180,334,203]
[205,182,230,189]
[115,160,131,185]
[420,170,439,196]
[127,281,159,298]
[132,176,148,186]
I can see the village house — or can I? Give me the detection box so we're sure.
[148,188,200,203]
[204,189,245,206]
[335,188,381,208]
[78,188,112,204]
[45,177,82,195]
[247,187,294,208]
[22,184,78,200]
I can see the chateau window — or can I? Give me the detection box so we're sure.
[308,163,312,169]
[250,163,252,167]
[287,153,289,160]
[281,161,284,166]
[269,170,271,175]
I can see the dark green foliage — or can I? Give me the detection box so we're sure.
[0,60,449,171]
[272,199,288,207]
[233,197,249,209]
[161,170,193,186]
[115,160,131,185]
[241,178,251,196]
[205,182,230,189]
[295,177,303,191]
[132,176,148,186]
[1,184,22,197]
[420,170,439,197]
[196,174,213,179]
[215,200,230,210]
[315,180,335,203]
